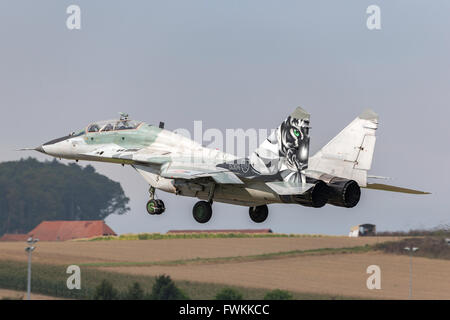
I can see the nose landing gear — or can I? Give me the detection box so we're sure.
[146,187,165,215]
[146,199,165,215]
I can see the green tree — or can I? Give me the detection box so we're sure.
[93,279,119,300]
[123,282,145,300]
[0,158,130,236]
[215,288,243,300]
[264,289,293,300]
[149,275,188,300]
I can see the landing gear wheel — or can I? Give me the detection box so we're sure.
[193,201,212,223]
[146,199,158,215]
[155,199,165,215]
[146,199,165,215]
[249,205,268,223]
[146,186,165,215]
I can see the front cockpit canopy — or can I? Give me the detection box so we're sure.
[86,119,142,133]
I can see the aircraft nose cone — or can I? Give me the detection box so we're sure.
[34,145,46,154]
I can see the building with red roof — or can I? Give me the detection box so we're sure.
[25,220,117,241]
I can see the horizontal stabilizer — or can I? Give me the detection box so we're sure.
[266,181,314,195]
[364,183,430,195]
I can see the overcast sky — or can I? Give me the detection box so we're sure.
[0,1,449,235]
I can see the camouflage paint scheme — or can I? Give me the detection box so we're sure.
[34,108,428,212]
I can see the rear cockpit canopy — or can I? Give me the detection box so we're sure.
[86,119,142,133]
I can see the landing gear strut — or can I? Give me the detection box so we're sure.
[192,183,215,223]
[146,187,165,215]
[249,205,268,223]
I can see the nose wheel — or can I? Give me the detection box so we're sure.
[146,187,165,215]
[146,199,165,215]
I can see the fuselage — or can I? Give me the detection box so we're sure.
[41,121,230,163]
[31,107,384,223]
[36,119,281,207]
[28,108,424,223]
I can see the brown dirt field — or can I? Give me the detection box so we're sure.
[0,289,63,300]
[101,252,450,300]
[0,237,397,265]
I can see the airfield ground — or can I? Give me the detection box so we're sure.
[0,289,62,300]
[0,236,397,265]
[0,235,449,299]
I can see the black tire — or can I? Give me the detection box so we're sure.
[249,205,268,223]
[155,199,165,215]
[193,201,212,223]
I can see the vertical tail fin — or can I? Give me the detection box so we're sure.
[308,109,378,187]
[249,107,311,183]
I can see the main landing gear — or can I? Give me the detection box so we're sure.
[249,205,268,223]
[192,202,269,224]
[192,201,212,223]
[192,183,215,223]
[146,184,269,223]
[146,187,165,215]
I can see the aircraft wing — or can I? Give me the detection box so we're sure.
[80,145,172,165]
[82,145,244,184]
[160,162,244,184]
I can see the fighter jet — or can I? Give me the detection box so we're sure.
[27,108,429,223]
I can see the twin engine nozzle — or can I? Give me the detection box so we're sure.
[287,177,361,208]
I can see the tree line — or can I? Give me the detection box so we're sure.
[93,275,293,300]
[0,157,130,236]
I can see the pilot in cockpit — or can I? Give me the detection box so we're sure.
[102,123,114,131]
[116,120,131,130]
[88,124,100,132]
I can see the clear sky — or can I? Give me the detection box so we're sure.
[0,1,449,235]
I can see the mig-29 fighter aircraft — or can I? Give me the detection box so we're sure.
[27,108,429,223]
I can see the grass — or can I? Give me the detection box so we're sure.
[376,226,450,237]
[375,237,450,260]
[6,237,435,300]
[79,245,374,268]
[82,232,328,241]
[0,259,360,300]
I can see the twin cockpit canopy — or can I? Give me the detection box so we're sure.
[86,115,142,133]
